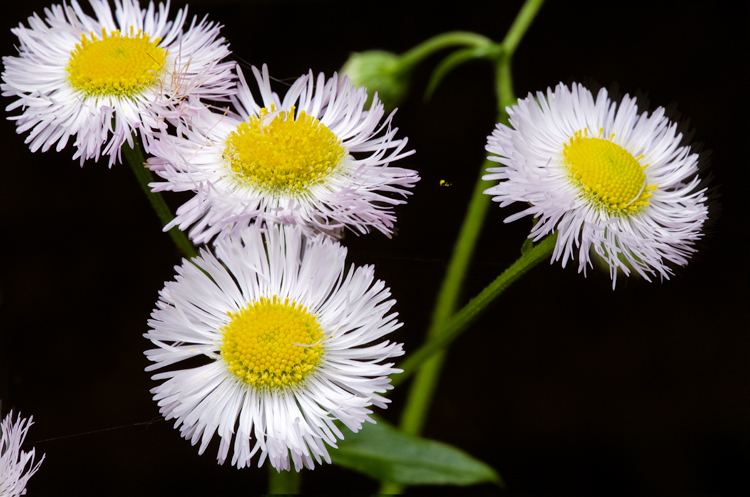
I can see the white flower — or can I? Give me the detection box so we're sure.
[0,411,44,497]
[484,82,708,287]
[147,64,418,243]
[144,224,404,471]
[2,0,234,166]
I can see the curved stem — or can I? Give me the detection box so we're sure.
[122,139,197,259]
[395,31,492,73]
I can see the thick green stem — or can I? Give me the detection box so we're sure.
[396,54,516,440]
[268,467,301,494]
[381,2,546,493]
[381,67,505,497]
[397,162,495,437]
[393,234,556,387]
[122,139,197,259]
[395,31,492,73]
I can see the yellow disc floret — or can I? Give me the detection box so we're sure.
[563,128,657,214]
[220,296,325,390]
[223,106,347,196]
[67,27,166,99]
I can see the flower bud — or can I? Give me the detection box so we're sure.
[341,50,410,111]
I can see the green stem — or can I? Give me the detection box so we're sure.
[396,43,518,440]
[267,466,301,494]
[381,2,546,493]
[397,162,495,436]
[381,67,504,497]
[122,139,197,259]
[393,234,556,387]
[501,0,546,56]
[395,31,492,73]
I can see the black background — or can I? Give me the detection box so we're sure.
[2,0,747,494]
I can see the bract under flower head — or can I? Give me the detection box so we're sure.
[484,82,708,287]
[0,410,45,497]
[147,64,419,243]
[1,0,235,166]
[144,224,404,471]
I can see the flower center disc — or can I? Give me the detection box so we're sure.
[223,106,347,195]
[66,27,166,98]
[220,296,324,390]
[563,129,656,213]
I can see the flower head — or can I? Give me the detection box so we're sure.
[147,64,418,243]
[484,83,708,287]
[2,0,234,166]
[0,410,45,497]
[144,224,404,471]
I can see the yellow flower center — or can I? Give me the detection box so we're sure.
[223,106,347,196]
[220,296,324,390]
[66,27,167,98]
[563,128,657,213]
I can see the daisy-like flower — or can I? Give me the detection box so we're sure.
[2,0,234,166]
[484,82,708,287]
[0,410,45,497]
[147,64,418,243]
[144,224,404,471]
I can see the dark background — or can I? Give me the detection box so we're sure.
[2,0,747,494]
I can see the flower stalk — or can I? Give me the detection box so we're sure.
[393,233,557,387]
[122,139,197,259]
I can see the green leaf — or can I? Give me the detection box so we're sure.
[330,417,503,487]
